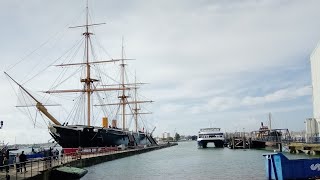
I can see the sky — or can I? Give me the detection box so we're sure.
[0,0,319,144]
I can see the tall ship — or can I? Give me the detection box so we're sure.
[197,128,225,148]
[5,2,157,148]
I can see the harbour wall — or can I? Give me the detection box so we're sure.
[67,144,175,168]
[29,143,177,180]
[288,142,320,155]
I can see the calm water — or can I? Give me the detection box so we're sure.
[81,141,312,180]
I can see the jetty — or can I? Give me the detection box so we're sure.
[226,133,252,149]
[0,143,177,180]
[224,130,320,156]
[288,142,320,155]
[225,130,289,151]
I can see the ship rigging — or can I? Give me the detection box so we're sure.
[5,1,156,148]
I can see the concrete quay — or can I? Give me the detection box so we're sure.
[0,143,177,180]
[288,142,320,155]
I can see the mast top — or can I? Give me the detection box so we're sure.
[68,0,105,32]
[69,23,106,29]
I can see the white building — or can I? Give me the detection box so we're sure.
[305,118,318,139]
[162,132,171,139]
[308,44,320,139]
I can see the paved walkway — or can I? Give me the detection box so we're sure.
[0,149,128,180]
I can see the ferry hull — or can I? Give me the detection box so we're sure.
[197,128,225,148]
[49,125,157,148]
[197,139,224,148]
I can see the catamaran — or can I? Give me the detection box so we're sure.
[197,128,225,148]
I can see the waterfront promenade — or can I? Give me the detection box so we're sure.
[0,144,175,180]
[0,147,121,180]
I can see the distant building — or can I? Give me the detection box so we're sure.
[162,132,170,139]
[305,118,318,140]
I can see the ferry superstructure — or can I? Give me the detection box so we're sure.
[197,128,225,148]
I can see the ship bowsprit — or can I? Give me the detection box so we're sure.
[49,124,157,148]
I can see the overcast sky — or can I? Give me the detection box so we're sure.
[0,0,319,144]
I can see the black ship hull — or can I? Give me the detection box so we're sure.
[49,125,157,148]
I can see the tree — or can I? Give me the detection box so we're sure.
[191,135,197,141]
[175,133,181,141]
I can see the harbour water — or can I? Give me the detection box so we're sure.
[81,141,313,180]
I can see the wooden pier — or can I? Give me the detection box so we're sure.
[228,136,251,149]
[226,132,283,150]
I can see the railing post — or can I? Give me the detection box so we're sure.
[31,160,32,177]
[16,163,18,180]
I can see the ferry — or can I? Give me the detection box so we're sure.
[197,128,225,148]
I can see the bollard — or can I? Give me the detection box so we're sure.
[243,137,246,149]
[278,143,282,152]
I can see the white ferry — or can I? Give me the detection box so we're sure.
[197,128,225,148]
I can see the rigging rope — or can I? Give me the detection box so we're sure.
[6,7,86,71]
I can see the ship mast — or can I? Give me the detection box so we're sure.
[134,72,138,132]
[95,68,153,132]
[120,38,126,130]
[85,2,91,126]
[5,1,135,128]
[269,112,272,130]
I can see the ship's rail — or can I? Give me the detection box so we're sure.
[199,128,221,132]
[0,146,137,180]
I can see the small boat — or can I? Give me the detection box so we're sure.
[51,166,88,179]
[197,128,225,148]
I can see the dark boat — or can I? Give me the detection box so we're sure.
[49,125,156,148]
[51,166,88,179]
[5,2,156,148]
[251,120,290,149]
